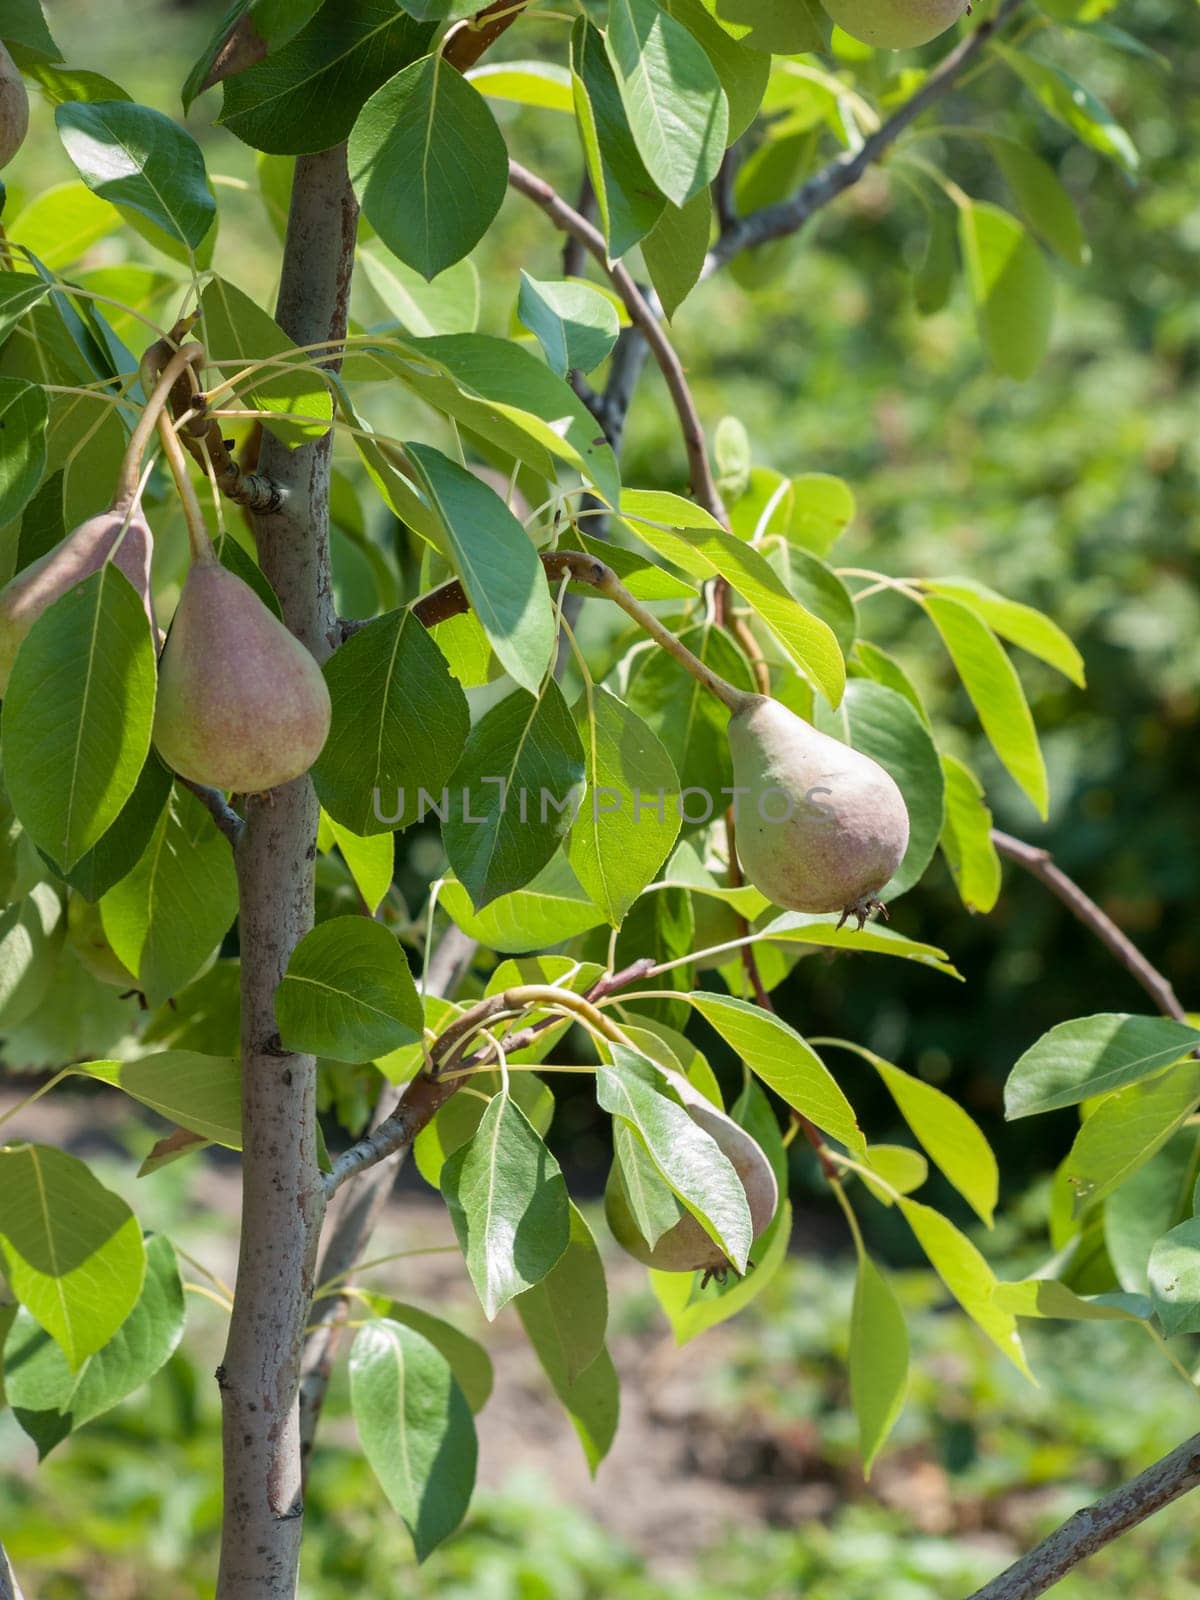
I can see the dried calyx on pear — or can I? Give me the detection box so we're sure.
[728,694,909,928]
[0,44,28,170]
[0,346,207,695]
[147,382,330,794]
[819,0,968,50]
[605,1068,778,1278]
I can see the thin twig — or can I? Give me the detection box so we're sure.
[965,1434,1200,1600]
[992,831,1187,1023]
[706,0,1026,273]
[180,778,245,846]
[508,160,730,531]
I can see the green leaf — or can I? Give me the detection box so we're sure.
[350,1318,476,1561]
[404,443,556,692]
[700,0,829,52]
[99,787,239,1008]
[957,200,1055,382]
[467,60,574,113]
[359,1297,493,1413]
[441,1091,571,1319]
[54,100,215,251]
[898,1198,1029,1374]
[371,332,621,507]
[939,754,1001,915]
[986,135,1087,268]
[515,1202,608,1387]
[566,686,680,926]
[850,1250,908,1476]
[597,1046,753,1270]
[0,0,62,61]
[651,1197,791,1342]
[58,754,173,904]
[663,0,769,142]
[443,684,586,910]
[994,45,1137,173]
[438,857,606,952]
[860,1144,928,1206]
[349,53,508,279]
[0,377,48,524]
[771,544,857,656]
[182,0,326,109]
[0,884,63,1026]
[642,189,712,319]
[413,1067,553,1187]
[1148,1219,1200,1337]
[324,817,394,915]
[517,272,620,376]
[571,18,666,258]
[760,910,960,978]
[1064,1061,1200,1215]
[69,1053,242,1148]
[605,0,727,207]
[992,1279,1149,1324]
[1005,1014,1200,1119]
[915,201,957,315]
[220,0,437,155]
[1105,1131,1197,1295]
[852,642,929,727]
[826,1040,997,1225]
[813,678,944,898]
[0,1144,146,1370]
[618,490,844,704]
[923,577,1085,687]
[312,607,469,836]
[199,276,332,445]
[4,1234,184,1457]
[276,916,423,1063]
[683,993,866,1156]
[3,567,157,872]
[0,271,52,341]
[924,592,1047,817]
[358,248,480,337]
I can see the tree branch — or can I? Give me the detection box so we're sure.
[706,0,1026,274]
[966,1433,1200,1600]
[214,144,356,1600]
[508,160,730,531]
[991,830,1188,1023]
[180,778,245,846]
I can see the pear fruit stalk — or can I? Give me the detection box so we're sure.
[728,695,909,926]
[606,1069,778,1277]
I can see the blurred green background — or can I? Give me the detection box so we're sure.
[2,0,1199,1594]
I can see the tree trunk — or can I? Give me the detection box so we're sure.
[215,145,356,1600]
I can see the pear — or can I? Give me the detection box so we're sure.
[606,1069,778,1276]
[0,44,28,170]
[0,503,156,695]
[152,559,331,794]
[727,695,909,926]
[820,0,968,49]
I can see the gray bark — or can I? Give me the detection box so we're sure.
[214,145,356,1600]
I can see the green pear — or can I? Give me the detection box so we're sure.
[0,504,156,695]
[727,694,909,925]
[605,1069,778,1275]
[0,43,28,170]
[152,559,331,794]
[820,0,968,49]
